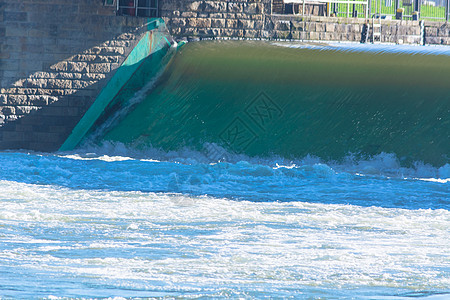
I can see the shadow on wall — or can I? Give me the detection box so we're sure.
[0,0,150,151]
[0,56,160,152]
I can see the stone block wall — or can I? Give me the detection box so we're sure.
[1,0,449,152]
[266,16,422,44]
[159,0,446,45]
[377,20,422,44]
[266,15,367,41]
[424,22,450,45]
[159,0,271,39]
[0,0,149,151]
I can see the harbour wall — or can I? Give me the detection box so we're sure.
[0,0,151,151]
[1,0,449,152]
[159,0,450,45]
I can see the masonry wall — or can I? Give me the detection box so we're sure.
[1,0,449,152]
[267,15,423,44]
[0,0,149,151]
[160,0,272,39]
[159,0,448,45]
[424,22,450,45]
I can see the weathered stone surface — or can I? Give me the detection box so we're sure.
[100,47,125,55]
[50,61,68,72]
[315,23,325,32]
[57,73,74,79]
[29,72,56,79]
[68,62,89,73]
[12,79,26,88]
[226,19,238,28]
[228,3,244,13]
[188,1,203,11]
[244,29,259,38]
[0,1,146,149]
[275,20,290,31]
[325,23,335,32]
[74,54,97,62]
[83,73,106,80]
[181,12,197,18]
[291,20,304,30]
[8,95,28,105]
[210,13,224,18]
[425,36,440,44]
[244,3,263,14]
[26,79,47,88]
[238,19,254,29]
[16,106,41,115]
[189,18,212,28]
[211,19,226,28]
[89,63,111,73]
[171,18,187,27]
[72,80,96,89]
[0,95,7,105]
[27,95,55,106]
[309,31,320,40]
[0,106,16,115]
[47,79,72,89]
[206,1,227,12]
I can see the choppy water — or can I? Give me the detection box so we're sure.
[0,148,449,299]
[1,41,450,299]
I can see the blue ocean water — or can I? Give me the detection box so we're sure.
[1,41,450,299]
[0,147,449,299]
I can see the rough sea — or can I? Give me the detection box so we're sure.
[0,41,449,299]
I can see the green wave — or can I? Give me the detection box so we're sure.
[97,41,450,166]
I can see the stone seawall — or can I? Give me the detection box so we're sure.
[1,0,449,152]
[267,15,424,44]
[160,0,271,39]
[424,22,450,45]
[0,0,149,151]
[159,0,449,45]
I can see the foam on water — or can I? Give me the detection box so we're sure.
[0,149,449,298]
[71,142,450,179]
[1,40,449,299]
[0,175,449,298]
[1,146,448,211]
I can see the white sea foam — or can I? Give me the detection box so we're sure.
[0,180,449,298]
[0,148,448,298]
[58,142,450,181]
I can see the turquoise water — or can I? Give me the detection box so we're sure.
[0,42,449,299]
[96,41,450,166]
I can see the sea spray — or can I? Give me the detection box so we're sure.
[1,41,449,299]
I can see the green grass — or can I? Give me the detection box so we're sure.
[333,1,447,20]
[420,4,446,20]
